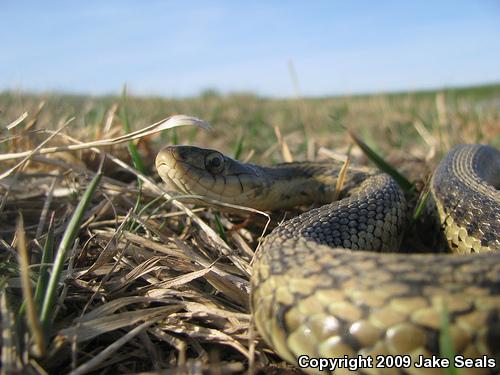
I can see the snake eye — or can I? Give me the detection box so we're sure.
[204,152,225,174]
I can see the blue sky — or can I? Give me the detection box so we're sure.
[1,1,499,97]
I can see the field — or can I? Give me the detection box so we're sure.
[1,84,499,374]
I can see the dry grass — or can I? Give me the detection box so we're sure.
[0,85,499,374]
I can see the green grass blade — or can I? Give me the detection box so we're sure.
[214,212,227,243]
[349,130,414,192]
[171,129,179,145]
[440,303,460,375]
[233,134,245,160]
[120,86,146,174]
[120,86,145,231]
[34,211,55,311]
[39,171,102,335]
[412,188,430,223]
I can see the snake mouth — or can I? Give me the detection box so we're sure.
[155,146,199,195]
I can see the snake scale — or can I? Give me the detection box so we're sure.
[156,144,500,374]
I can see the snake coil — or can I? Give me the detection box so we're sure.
[156,144,500,374]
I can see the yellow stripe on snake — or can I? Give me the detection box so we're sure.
[156,144,500,374]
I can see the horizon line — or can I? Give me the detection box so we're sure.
[2,80,499,101]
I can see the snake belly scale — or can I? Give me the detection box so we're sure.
[156,144,500,374]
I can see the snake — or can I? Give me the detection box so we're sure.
[155,144,500,374]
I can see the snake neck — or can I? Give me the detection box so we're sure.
[246,161,377,211]
[264,173,408,252]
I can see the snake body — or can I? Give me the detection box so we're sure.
[156,144,500,374]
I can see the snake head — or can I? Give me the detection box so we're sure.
[156,145,266,205]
